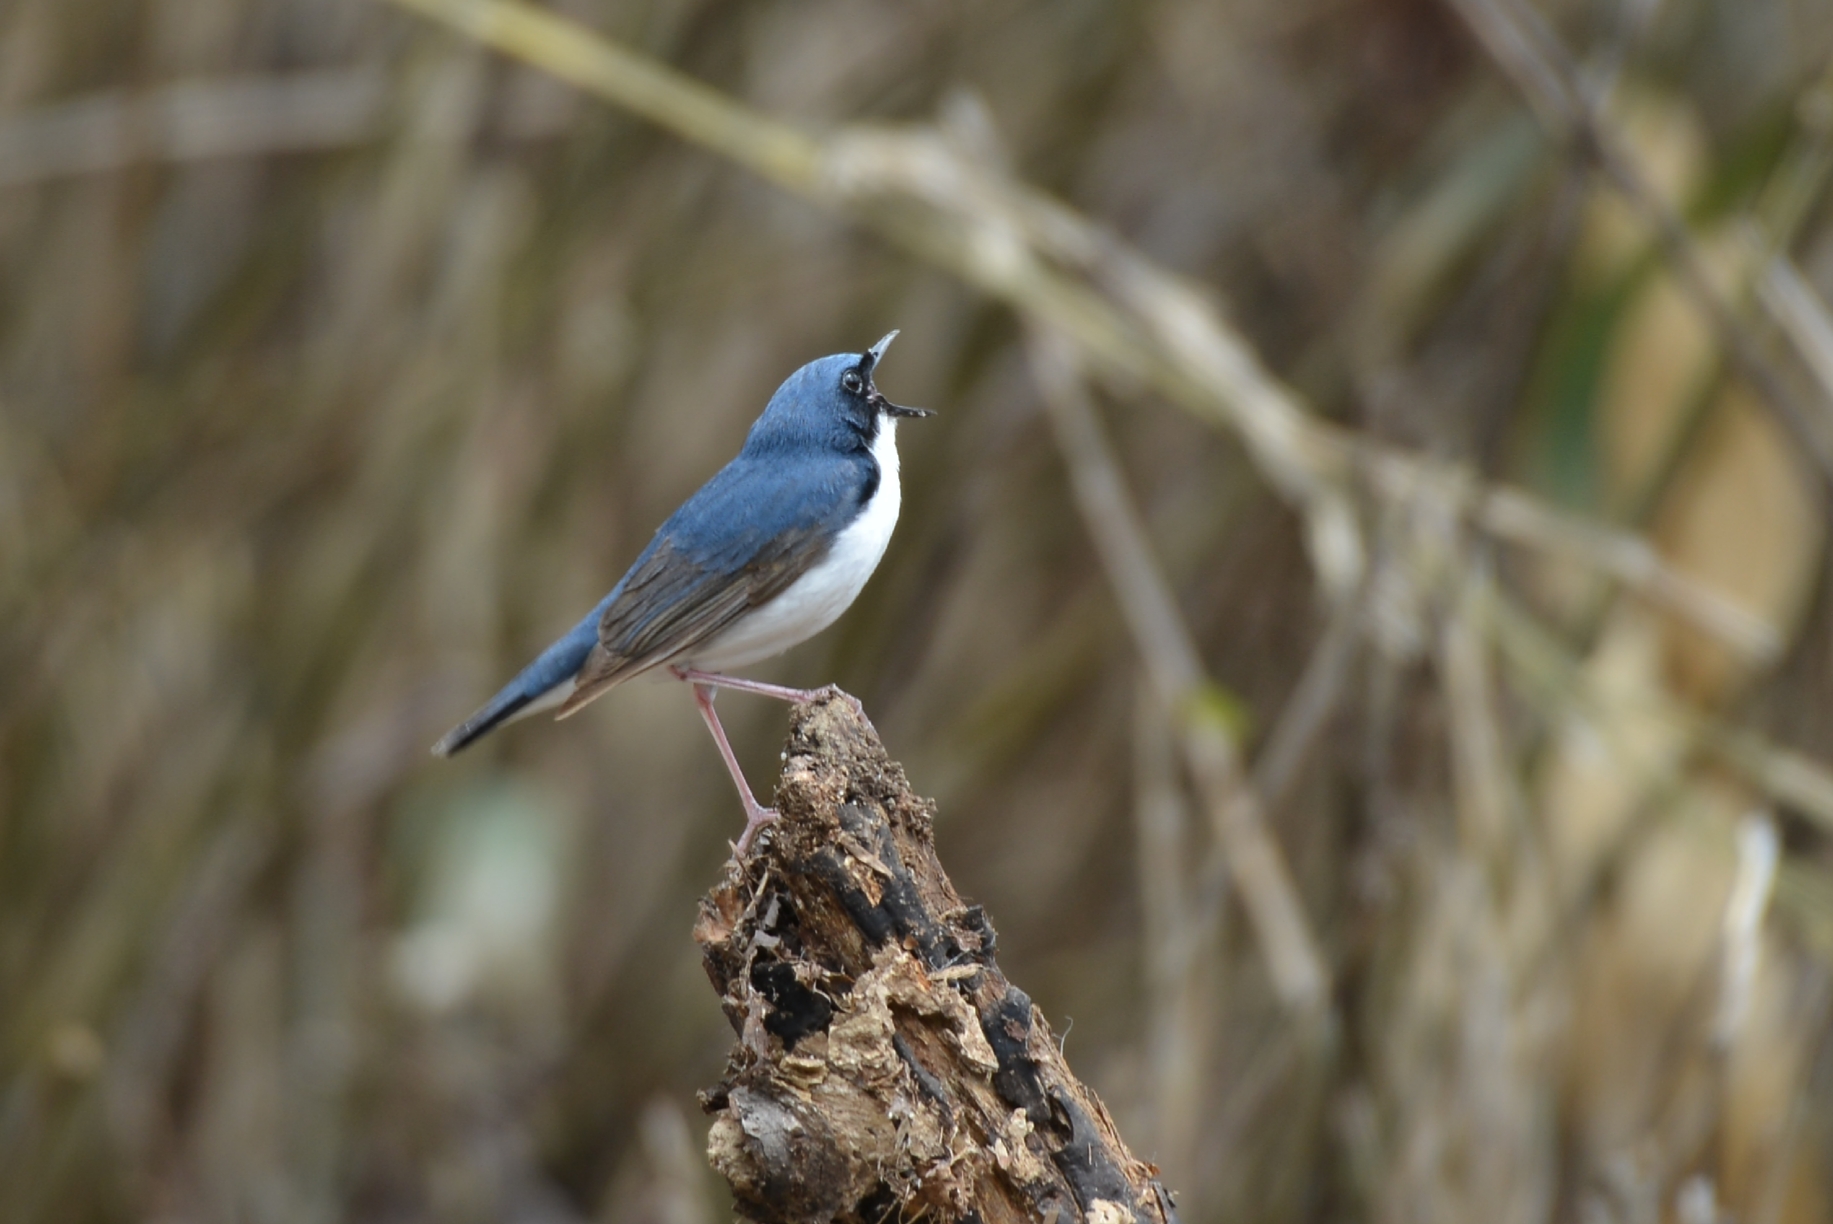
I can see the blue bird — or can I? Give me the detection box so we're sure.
[433,332,931,851]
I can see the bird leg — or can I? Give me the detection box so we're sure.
[689,682,778,854]
[672,667,867,719]
[673,667,826,703]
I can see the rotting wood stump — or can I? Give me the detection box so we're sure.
[694,691,1179,1224]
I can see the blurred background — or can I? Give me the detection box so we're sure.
[5,0,1833,1220]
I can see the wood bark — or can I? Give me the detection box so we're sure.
[694,692,1180,1224]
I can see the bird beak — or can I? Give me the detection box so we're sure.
[865,330,899,368]
[862,329,936,418]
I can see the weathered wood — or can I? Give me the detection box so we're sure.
[694,692,1179,1224]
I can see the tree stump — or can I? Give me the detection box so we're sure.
[694,692,1179,1224]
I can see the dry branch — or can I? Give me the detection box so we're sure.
[694,694,1178,1224]
[1441,0,1833,490]
[1027,330,1327,1017]
[0,70,388,185]
[385,0,1784,666]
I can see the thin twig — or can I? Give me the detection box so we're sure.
[1132,684,1212,1176]
[1441,0,1833,491]
[1439,561,1515,859]
[1028,329,1329,1017]
[1160,603,1363,1026]
[1252,595,1363,813]
[380,0,1833,863]
[380,0,1833,941]
[1712,813,1780,1051]
[0,70,388,185]
[383,0,1784,667]
[1481,586,1833,833]
[1754,249,1833,427]
[382,0,1833,891]
[1470,483,1781,660]
[1357,447,1782,661]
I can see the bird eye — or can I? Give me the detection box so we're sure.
[842,370,864,394]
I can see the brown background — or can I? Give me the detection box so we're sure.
[4,0,1833,1220]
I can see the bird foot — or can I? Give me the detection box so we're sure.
[734,806,780,856]
[814,684,869,720]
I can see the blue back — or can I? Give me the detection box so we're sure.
[431,351,882,755]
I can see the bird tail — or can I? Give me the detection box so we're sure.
[431,614,599,757]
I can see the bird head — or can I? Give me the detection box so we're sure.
[745,331,933,456]
[853,331,933,421]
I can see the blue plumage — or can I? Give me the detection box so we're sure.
[626,423,876,596]
[432,335,930,778]
[431,602,600,756]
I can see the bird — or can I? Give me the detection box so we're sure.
[432,331,931,852]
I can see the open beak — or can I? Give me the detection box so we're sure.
[866,331,898,366]
[863,329,936,419]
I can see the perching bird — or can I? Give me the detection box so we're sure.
[433,331,931,851]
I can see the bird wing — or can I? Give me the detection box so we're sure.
[554,455,865,717]
[555,526,828,715]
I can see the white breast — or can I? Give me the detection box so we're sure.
[682,419,902,673]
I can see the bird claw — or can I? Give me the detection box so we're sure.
[734,807,780,856]
[816,684,868,720]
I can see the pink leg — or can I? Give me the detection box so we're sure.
[690,682,778,854]
[673,666,827,703]
[672,667,866,719]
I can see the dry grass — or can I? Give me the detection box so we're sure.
[3,0,1833,1220]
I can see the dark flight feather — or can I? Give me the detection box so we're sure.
[432,347,894,753]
